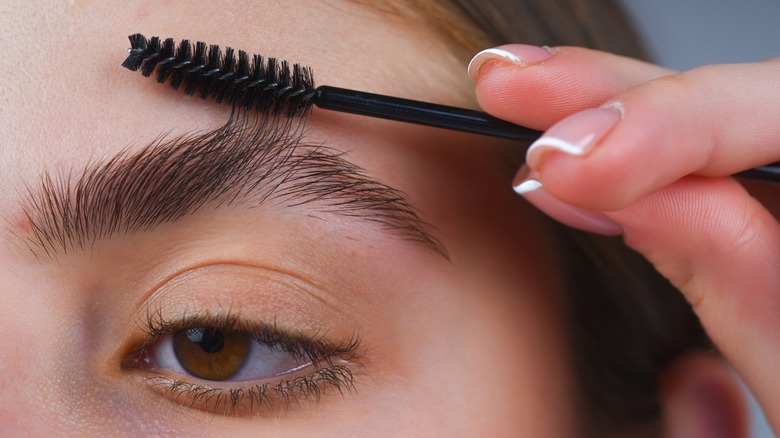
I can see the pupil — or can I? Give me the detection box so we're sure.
[172,326,252,380]
[187,327,225,354]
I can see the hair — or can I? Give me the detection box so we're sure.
[357,1,711,436]
[357,0,648,63]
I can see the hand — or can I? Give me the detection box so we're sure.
[470,45,780,431]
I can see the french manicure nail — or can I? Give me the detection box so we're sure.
[513,179,543,194]
[525,107,622,169]
[468,45,554,80]
[512,179,623,236]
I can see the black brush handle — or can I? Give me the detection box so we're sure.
[737,163,780,182]
[314,85,542,141]
[315,86,780,182]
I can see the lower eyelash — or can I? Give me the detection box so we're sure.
[144,364,357,416]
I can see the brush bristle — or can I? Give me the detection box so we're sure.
[121,33,316,117]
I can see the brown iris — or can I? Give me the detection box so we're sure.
[172,327,251,380]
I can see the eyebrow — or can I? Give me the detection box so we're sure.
[11,111,445,259]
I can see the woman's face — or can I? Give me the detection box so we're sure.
[1,1,577,435]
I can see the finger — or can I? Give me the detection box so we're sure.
[470,45,674,129]
[512,165,622,236]
[608,176,780,429]
[523,60,780,211]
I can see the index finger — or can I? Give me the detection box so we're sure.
[470,45,674,129]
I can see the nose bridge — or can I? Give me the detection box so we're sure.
[0,321,56,435]
[0,291,152,435]
[0,409,36,437]
[0,262,146,435]
[0,271,75,435]
[0,407,50,437]
[0,317,104,436]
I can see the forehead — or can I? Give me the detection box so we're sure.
[0,0,472,200]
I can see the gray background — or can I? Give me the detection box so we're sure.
[618,1,778,436]
[621,0,780,69]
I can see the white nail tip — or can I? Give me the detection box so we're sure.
[468,48,522,80]
[527,136,587,157]
[513,179,543,195]
[601,101,626,118]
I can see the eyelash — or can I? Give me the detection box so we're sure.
[122,309,364,416]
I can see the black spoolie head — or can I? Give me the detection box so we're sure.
[121,33,316,117]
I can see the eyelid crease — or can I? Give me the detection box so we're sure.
[117,261,362,370]
[12,108,446,259]
[129,260,345,314]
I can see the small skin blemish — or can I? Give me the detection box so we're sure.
[2,207,42,257]
[7,207,36,235]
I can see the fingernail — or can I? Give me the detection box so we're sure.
[468,45,554,80]
[512,178,623,236]
[525,107,622,169]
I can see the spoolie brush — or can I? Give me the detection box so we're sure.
[122,33,780,181]
[120,33,541,140]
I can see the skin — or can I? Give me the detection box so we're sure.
[474,45,780,434]
[0,0,764,436]
[0,1,575,436]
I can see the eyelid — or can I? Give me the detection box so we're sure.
[122,262,361,365]
[130,262,348,332]
[118,262,365,415]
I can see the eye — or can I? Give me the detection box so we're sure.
[122,313,364,415]
[151,327,310,382]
